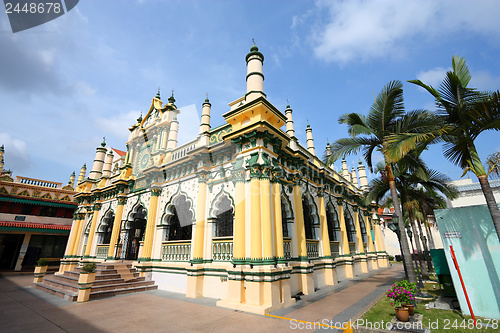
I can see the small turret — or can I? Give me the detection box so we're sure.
[342,159,350,180]
[305,123,316,156]
[0,144,4,171]
[88,138,107,180]
[102,149,114,178]
[285,104,295,138]
[351,167,359,187]
[245,41,265,102]
[77,164,87,183]
[357,161,369,191]
[167,116,179,150]
[68,171,75,187]
[199,95,211,134]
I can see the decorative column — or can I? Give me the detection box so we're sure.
[353,207,368,274]
[261,165,274,264]
[140,188,161,260]
[232,167,246,264]
[271,170,284,262]
[84,203,102,258]
[245,43,265,101]
[337,198,354,279]
[166,117,179,150]
[364,211,378,270]
[187,172,209,298]
[71,212,86,256]
[317,187,335,285]
[305,124,316,156]
[88,140,107,180]
[107,196,127,260]
[249,164,262,263]
[292,173,314,294]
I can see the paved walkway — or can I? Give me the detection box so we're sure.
[0,265,403,332]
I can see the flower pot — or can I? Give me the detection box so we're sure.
[403,303,415,316]
[78,272,96,284]
[395,307,409,322]
[33,265,48,283]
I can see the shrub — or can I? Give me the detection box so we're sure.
[386,280,415,308]
[388,255,395,261]
[37,258,49,266]
[81,263,96,273]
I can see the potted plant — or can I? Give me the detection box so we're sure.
[386,280,415,322]
[33,258,49,283]
[396,280,416,315]
[77,263,97,302]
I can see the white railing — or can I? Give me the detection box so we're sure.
[283,238,292,260]
[96,245,109,259]
[161,241,191,261]
[171,142,197,162]
[306,239,319,259]
[212,237,233,261]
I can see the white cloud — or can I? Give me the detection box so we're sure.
[309,0,500,64]
[0,132,33,173]
[74,80,97,97]
[416,67,450,89]
[470,71,500,91]
[94,110,140,142]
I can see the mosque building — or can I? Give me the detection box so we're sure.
[56,44,389,314]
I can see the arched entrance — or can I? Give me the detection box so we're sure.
[124,204,147,260]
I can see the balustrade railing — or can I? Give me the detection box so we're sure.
[283,237,291,260]
[330,241,340,258]
[212,237,233,261]
[306,239,319,259]
[171,142,197,162]
[348,242,356,254]
[96,245,109,259]
[161,241,191,261]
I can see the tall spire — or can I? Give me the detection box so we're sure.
[351,167,359,187]
[199,94,211,134]
[77,164,87,183]
[305,123,316,156]
[167,116,179,150]
[285,103,295,138]
[89,140,107,180]
[357,161,369,191]
[245,42,265,102]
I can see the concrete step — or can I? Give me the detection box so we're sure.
[33,282,77,301]
[89,284,158,300]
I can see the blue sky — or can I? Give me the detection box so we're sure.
[1,0,499,185]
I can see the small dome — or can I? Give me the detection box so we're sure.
[250,44,259,52]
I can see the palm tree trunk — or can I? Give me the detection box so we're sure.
[417,219,433,272]
[477,175,500,241]
[386,165,417,283]
[409,211,429,280]
[425,218,436,249]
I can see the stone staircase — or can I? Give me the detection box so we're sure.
[34,262,157,301]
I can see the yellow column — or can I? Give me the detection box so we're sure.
[107,196,127,259]
[84,203,102,258]
[374,219,386,252]
[337,200,350,255]
[64,216,80,257]
[261,168,273,263]
[192,172,208,263]
[293,176,307,259]
[250,168,262,262]
[272,177,284,261]
[141,188,161,260]
[71,214,86,256]
[318,192,331,258]
[232,169,246,263]
[353,208,364,254]
[365,213,375,252]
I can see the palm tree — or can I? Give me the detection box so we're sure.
[329,81,440,284]
[486,151,500,179]
[393,56,500,239]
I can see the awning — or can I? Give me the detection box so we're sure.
[0,221,71,234]
[0,196,77,209]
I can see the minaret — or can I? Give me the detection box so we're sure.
[245,41,265,102]
[285,104,295,138]
[305,123,316,156]
[342,159,350,180]
[199,95,211,134]
[357,161,369,191]
[351,167,359,187]
[102,149,114,178]
[167,116,179,150]
[88,138,107,180]
[68,171,75,187]
[0,145,4,171]
[77,164,87,183]
[325,142,334,169]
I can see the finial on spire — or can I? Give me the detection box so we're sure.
[101,137,106,147]
[137,112,143,123]
[156,87,161,99]
[168,90,176,104]
[252,38,255,45]
[205,92,209,103]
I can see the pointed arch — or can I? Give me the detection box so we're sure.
[97,209,115,244]
[281,193,293,238]
[326,202,341,242]
[302,194,319,240]
[212,193,234,237]
[344,208,357,243]
[161,193,194,241]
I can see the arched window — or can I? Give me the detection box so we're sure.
[164,195,193,241]
[98,210,115,244]
[326,205,340,241]
[281,196,292,238]
[302,198,317,240]
[359,216,368,244]
[214,195,233,237]
[124,204,147,260]
[345,211,356,243]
